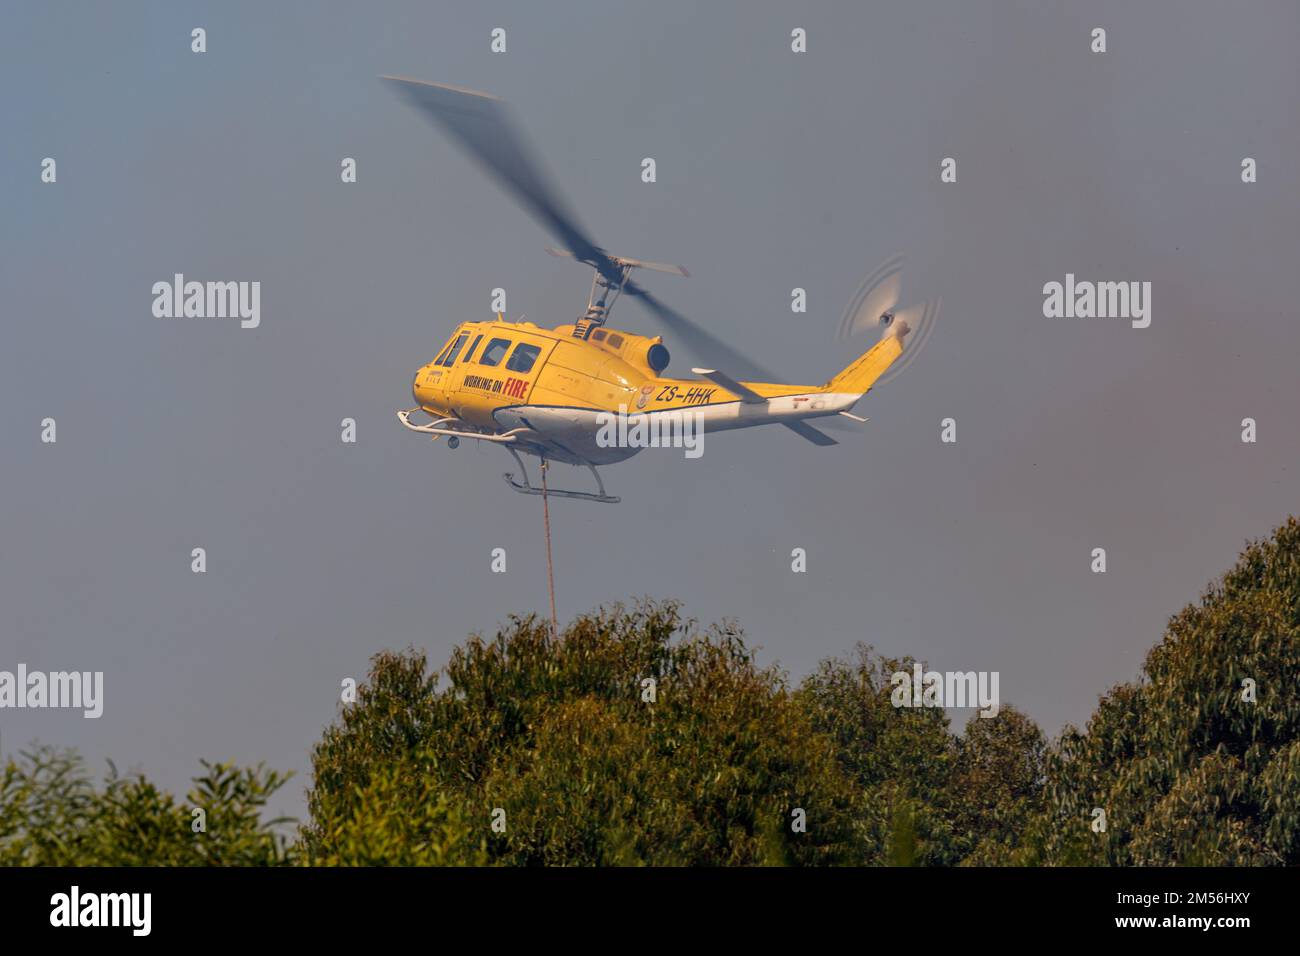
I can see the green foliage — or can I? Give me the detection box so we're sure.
[798,645,1046,865]
[1009,517,1300,865]
[798,645,957,863]
[0,746,295,866]
[307,747,487,866]
[952,708,1048,864]
[11,516,1300,867]
[305,601,860,865]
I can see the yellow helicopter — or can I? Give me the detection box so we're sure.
[388,77,925,503]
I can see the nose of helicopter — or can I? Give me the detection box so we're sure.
[411,364,442,410]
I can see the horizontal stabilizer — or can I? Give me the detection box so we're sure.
[692,368,765,404]
[783,420,838,446]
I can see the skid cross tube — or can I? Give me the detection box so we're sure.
[503,447,619,504]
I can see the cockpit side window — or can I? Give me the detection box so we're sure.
[462,334,484,363]
[438,333,469,367]
[479,337,512,367]
[432,332,459,365]
[505,343,543,373]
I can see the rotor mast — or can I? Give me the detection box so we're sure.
[576,259,635,337]
[545,246,686,338]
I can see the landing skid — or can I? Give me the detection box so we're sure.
[503,448,620,504]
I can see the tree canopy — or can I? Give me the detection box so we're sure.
[0,746,293,866]
[1005,516,1300,865]
[6,517,1299,866]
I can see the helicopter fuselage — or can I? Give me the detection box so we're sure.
[409,318,873,465]
[385,76,917,500]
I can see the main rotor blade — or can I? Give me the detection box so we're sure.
[383,76,621,284]
[385,77,772,384]
[628,284,778,383]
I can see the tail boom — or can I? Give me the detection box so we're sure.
[822,332,905,396]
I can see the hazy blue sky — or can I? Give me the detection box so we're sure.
[3,1,1298,822]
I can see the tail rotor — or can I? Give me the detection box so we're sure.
[837,254,940,385]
